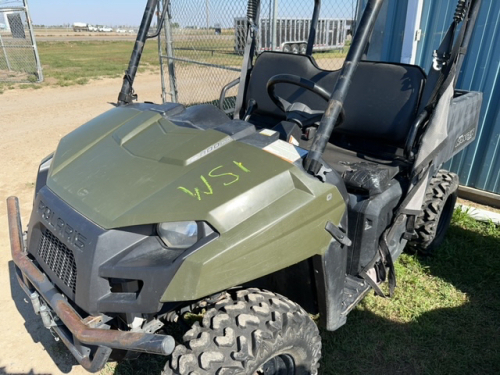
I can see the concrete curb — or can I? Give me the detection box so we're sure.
[456,204,500,226]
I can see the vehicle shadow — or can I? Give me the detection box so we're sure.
[320,221,500,375]
[7,261,78,374]
[112,220,499,375]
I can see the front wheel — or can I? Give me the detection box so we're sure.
[163,288,321,375]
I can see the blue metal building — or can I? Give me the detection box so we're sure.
[362,0,500,197]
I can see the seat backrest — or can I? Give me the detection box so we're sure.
[244,52,426,149]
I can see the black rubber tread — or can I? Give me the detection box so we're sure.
[162,288,321,375]
[409,170,459,255]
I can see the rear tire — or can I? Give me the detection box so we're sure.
[409,170,459,255]
[163,288,321,375]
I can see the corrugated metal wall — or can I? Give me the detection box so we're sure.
[359,0,500,194]
[416,0,500,194]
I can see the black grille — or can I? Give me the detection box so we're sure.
[38,228,77,294]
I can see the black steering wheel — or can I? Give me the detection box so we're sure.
[266,74,344,128]
[267,74,331,112]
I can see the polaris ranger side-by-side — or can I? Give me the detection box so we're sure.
[8,0,483,373]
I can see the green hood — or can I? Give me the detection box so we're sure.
[47,106,304,232]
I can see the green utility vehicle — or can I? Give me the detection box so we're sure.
[8,0,483,373]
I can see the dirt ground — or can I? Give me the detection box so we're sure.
[0,72,163,374]
[35,32,137,42]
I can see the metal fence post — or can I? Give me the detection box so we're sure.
[24,0,43,81]
[0,33,12,71]
[158,1,167,103]
[163,0,178,103]
[205,0,210,34]
[271,0,278,50]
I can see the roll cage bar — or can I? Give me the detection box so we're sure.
[117,0,323,107]
[117,0,481,177]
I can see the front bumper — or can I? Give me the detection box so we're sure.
[7,197,175,373]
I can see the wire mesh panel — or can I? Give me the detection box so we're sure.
[158,0,246,112]
[0,0,43,83]
[241,0,356,70]
[310,0,356,71]
[159,0,356,112]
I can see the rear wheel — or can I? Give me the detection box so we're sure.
[409,170,459,255]
[163,288,321,375]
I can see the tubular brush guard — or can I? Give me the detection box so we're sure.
[7,196,175,373]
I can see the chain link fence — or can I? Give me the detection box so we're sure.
[0,0,43,83]
[159,0,356,112]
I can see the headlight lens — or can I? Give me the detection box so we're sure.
[157,221,199,249]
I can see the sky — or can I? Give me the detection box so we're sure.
[28,0,148,26]
[24,0,356,27]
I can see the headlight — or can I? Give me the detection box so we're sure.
[157,221,203,249]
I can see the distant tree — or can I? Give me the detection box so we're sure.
[171,22,180,28]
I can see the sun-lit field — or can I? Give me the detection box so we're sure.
[0,31,349,93]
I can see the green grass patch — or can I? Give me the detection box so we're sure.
[19,83,42,90]
[1,40,157,92]
[102,210,499,374]
[313,47,350,61]
[36,40,161,87]
[0,38,348,94]
[321,210,500,374]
